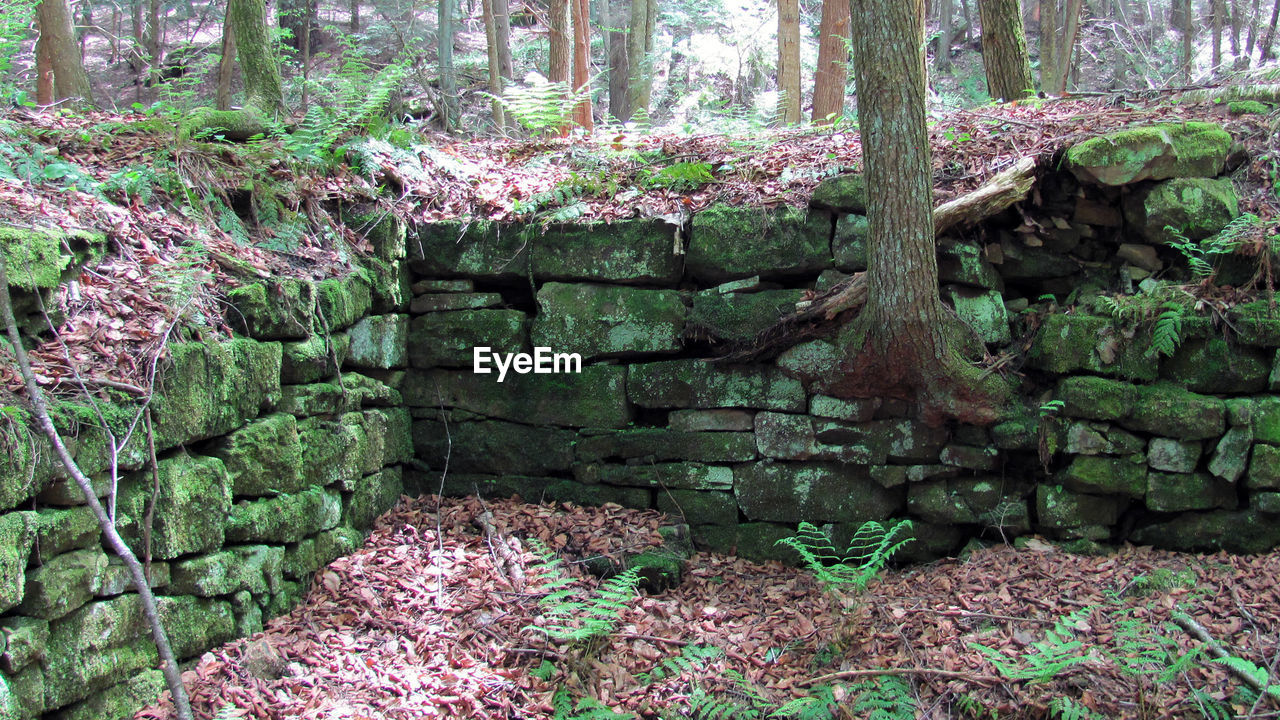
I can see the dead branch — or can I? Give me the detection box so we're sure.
[0,255,194,720]
[799,666,1005,687]
[934,156,1038,236]
[1172,612,1280,703]
[473,510,526,592]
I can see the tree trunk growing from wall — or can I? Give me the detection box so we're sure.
[812,0,850,122]
[36,0,94,105]
[229,0,284,114]
[978,0,1035,100]
[777,0,802,124]
[838,0,1007,424]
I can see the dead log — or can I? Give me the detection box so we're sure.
[934,155,1037,236]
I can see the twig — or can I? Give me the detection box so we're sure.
[799,666,1004,687]
[473,510,526,592]
[1172,612,1280,703]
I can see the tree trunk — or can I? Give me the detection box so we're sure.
[843,0,1005,424]
[1043,0,1083,94]
[777,0,801,124]
[936,0,954,71]
[571,0,592,130]
[549,0,570,83]
[978,0,1036,100]
[1247,0,1261,56]
[812,0,850,122]
[1213,0,1223,72]
[279,0,320,54]
[493,0,513,80]
[229,0,284,114]
[1261,0,1280,60]
[36,14,54,104]
[350,0,359,31]
[960,0,973,39]
[438,0,459,128]
[216,9,236,110]
[482,0,506,129]
[607,0,629,120]
[1183,0,1195,79]
[36,0,94,105]
[1039,0,1059,94]
[625,0,655,121]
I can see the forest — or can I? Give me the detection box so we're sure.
[3,0,1280,718]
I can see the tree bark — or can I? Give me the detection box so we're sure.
[777,0,802,124]
[936,0,954,71]
[229,0,284,114]
[607,0,629,120]
[1042,0,1083,94]
[625,0,655,121]
[350,0,359,31]
[36,0,94,105]
[1039,0,1059,94]
[493,0,513,81]
[843,0,1006,424]
[279,0,320,54]
[1261,0,1280,60]
[1183,0,1195,79]
[216,9,236,111]
[1247,0,1260,56]
[482,0,507,129]
[571,0,592,130]
[438,0,459,128]
[1213,0,1224,73]
[812,0,851,122]
[549,0,570,83]
[978,0,1035,100]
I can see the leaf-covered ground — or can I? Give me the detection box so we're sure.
[135,496,1280,719]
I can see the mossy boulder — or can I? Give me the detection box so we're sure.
[280,333,349,384]
[296,414,370,488]
[31,507,96,559]
[1229,301,1280,348]
[413,418,575,476]
[315,274,373,331]
[1035,485,1126,530]
[1208,427,1253,483]
[1147,438,1201,473]
[693,523,796,563]
[1121,383,1226,440]
[810,173,867,213]
[627,359,805,411]
[19,548,107,620]
[1147,472,1236,512]
[1123,177,1239,245]
[404,367,630,428]
[169,545,284,596]
[938,240,1001,289]
[1026,314,1155,380]
[831,214,868,271]
[1064,122,1231,186]
[346,314,408,369]
[1227,100,1270,115]
[531,283,685,359]
[1057,454,1147,497]
[207,413,306,497]
[408,309,527,368]
[1249,444,1280,489]
[1253,396,1280,444]
[411,221,529,280]
[668,409,755,431]
[688,289,805,344]
[225,486,341,544]
[575,430,757,464]
[0,225,104,291]
[151,338,281,449]
[688,206,832,282]
[945,286,1010,345]
[908,477,1029,531]
[42,595,154,708]
[733,461,903,523]
[0,512,36,614]
[531,220,684,284]
[1161,337,1270,393]
[342,208,407,262]
[1,616,49,673]
[98,558,169,597]
[1056,376,1139,421]
[117,453,230,561]
[226,278,317,339]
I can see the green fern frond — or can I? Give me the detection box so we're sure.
[1148,302,1185,358]
[850,676,916,720]
[776,521,913,594]
[525,540,640,644]
[1048,697,1106,720]
[642,644,724,683]
[971,608,1092,683]
[770,684,839,720]
[552,687,635,720]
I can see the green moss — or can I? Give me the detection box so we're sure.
[1026,314,1156,380]
[262,579,304,620]
[624,551,685,591]
[531,220,684,284]
[810,173,867,213]
[532,282,685,358]
[225,486,342,544]
[1064,121,1232,186]
[1035,485,1126,529]
[280,334,349,384]
[151,338,282,449]
[574,462,734,490]
[693,523,796,563]
[169,545,284,596]
[316,274,373,331]
[627,359,805,411]
[208,413,306,497]
[404,366,631,428]
[574,430,757,464]
[0,512,37,614]
[414,418,574,476]
[1133,509,1280,553]
[117,453,231,560]
[34,506,99,557]
[179,106,269,142]
[1227,100,1270,115]
[19,548,108,620]
[733,461,902,523]
[226,278,316,339]
[155,596,235,659]
[688,289,805,344]
[656,489,737,525]
[1147,471,1235,512]
[1160,337,1270,392]
[56,668,164,720]
[687,206,832,282]
[342,466,404,531]
[347,314,408,369]
[0,225,104,290]
[0,616,49,674]
[1123,382,1226,441]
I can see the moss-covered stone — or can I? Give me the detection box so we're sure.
[628,359,804,412]
[0,617,48,673]
[624,550,686,592]
[693,523,796,563]
[1057,454,1147,497]
[992,413,1039,451]
[810,174,867,213]
[1147,438,1201,472]
[1056,376,1139,421]
[315,274,373,331]
[939,444,1001,470]
[1161,338,1270,393]
[1147,472,1236,511]
[55,668,164,720]
[43,595,154,709]
[169,545,284,596]
[97,558,168,597]
[408,309,527,368]
[668,409,755,432]
[1227,301,1280,348]
[831,214,868,271]
[1123,177,1240,245]
[1228,100,1271,115]
[1249,444,1280,489]
[531,283,685,359]
[19,548,107,620]
[573,462,734,490]
[280,333,349,384]
[1256,492,1280,513]
[226,487,341,544]
[1122,383,1226,440]
[733,461,903,523]
[1027,315,1156,380]
[688,206,832,282]
[575,429,757,464]
[996,244,1081,280]
[29,508,97,566]
[886,520,968,563]
[0,225,103,291]
[1035,485,1126,529]
[531,220,684,284]
[1253,396,1280,444]
[262,580,305,620]
[225,278,317,339]
[296,414,369,488]
[345,314,408,369]
[430,472,554,501]
[944,287,1011,345]
[365,257,409,315]
[542,480,650,508]
[5,660,42,718]
[411,221,527,279]
[908,478,1030,531]
[342,408,411,476]
[938,240,1001,289]
[314,526,364,568]
[656,490,738,525]
[688,289,805,344]
[808,395,878,423]
[207,413,305,497]
[413,418,575,475]
[404,367,630,428]
[151,338,282,449]
[1064,122,1232,186]
[409,292,503,313]
[818,418,948,464]
[1208,427,1253,482]
[156,596,235,659]
[277,373,401,418]
[342,466,404,531]
[1064,422,1112,455]
[117,454,230,561]
[343,208,407,262]
[1132,509,1280,552]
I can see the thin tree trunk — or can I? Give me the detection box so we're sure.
[110,4,120,62]
[144,0,161,82]
[482,0,506,128]
[1247,0,1261,56]
[350,0,359,31]
[812,0,850,122]
[1053,0,1084,93]
[978,0,1036,100]
[1183,0,1195,79]
[625,0,654,120]
[607,0,629,120]
[216,9,235,111]
[0,255,193,720]
[1261,0,1280,59]
[438,0,459,128]
[548,0,570,83]
[777,0,801,124]
[1230,0,1242,54]
[493,0,513,80]
[36,11,54,104]
[936,0,954,71]
[229,0,284,114]
[960,0,972,39]
[1213,0,1223,72]
[79,0,90,55]
[1040,0,1060,94]
[571,0,592,130]
[37,0,94,105]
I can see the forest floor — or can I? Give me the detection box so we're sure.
[134,496,1280,720]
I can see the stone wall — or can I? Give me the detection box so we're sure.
[401,121,1280,563]
[0,259,412,719]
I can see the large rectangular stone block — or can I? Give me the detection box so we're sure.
[413,418,575,476]
[628,359,804,412]
[572,462,734,490]
[117,454,230,561]
[733,461,904,523]
[405,367,631,428]
[408,309,527,368]
[531,283,685,359]
[531,220,684,284]
[687,206,831,282]
[151,338,282,449]
[207,413,306,497]
[575,430,757,463]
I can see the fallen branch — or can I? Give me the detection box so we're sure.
[799,666,1004,687]
[0,255,193,720]
[934,156,1037,236]
[1172,612,1280,702]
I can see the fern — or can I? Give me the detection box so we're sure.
[971,608,1093,683]
[284,62,405,164]
[1048,697,1106,720]
[1149,302,1185,358]
[771,684,840,720]
[639,161,716,191]
[493,76,591,136]
[1213,656,1280,700]
[525,540,640,644]
[1167,214,1262,279]
[1190,688,1238,720]
[552,687,634,720]
[776,520,913,595]
[1109,612,1200,683]
[642,643,724,683]
[849,676,916,720]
